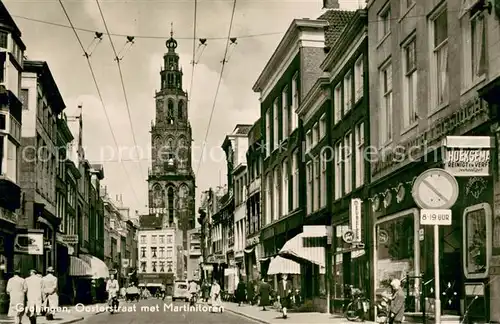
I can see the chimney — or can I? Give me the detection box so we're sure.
[323,0,339,9]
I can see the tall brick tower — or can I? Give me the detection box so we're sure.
[148,26,196,279]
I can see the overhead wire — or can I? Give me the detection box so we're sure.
[95,0,146,181]
[188,0,197,100]
[57,0,142,206]
[195,0,237,178]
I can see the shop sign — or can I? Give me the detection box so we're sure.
[349,199,362,242]
[246,236,259,247]
[342,230,354,244]
[202,264,213,271]
[60,235,78,245]
[444,136,493,177]
[206,254,226,264]
[378,229,389,244]
[14,234,43,255]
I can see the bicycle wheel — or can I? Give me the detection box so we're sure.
[345,301,361,321]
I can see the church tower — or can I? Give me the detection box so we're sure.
[148,27,196,278]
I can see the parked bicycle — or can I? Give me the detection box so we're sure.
[345,286,370,321]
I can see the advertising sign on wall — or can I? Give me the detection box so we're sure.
[444,136,493,177]
[14,234,43,255]
[349,199,362,242]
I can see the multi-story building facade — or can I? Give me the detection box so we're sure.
[19,60,66,275]
[186,228,201,281]
[319,9,369,311]
[367,0,498,322]
[89,164,104,260]
[224,124,251,282]
[253,7,354,293]
[0,2,24,312]
[245,119,262,281]
[148,32,196,280]
[137,224,176,294]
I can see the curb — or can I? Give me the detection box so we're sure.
[224,307,269,324]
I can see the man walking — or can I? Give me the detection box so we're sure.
[258,278,270,311]
[277,274,291,319]
[6,269,25,324]
[42,267,58,320]
[389,279,405,324]
[24,269,43,324]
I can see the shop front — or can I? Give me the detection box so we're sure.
[205,254,227,288]
[138,273,172,295]
[0,209,17,314]
[35,204,60,274]
[244,235,260,281]
[55,233,73,305]
[369,135,494,322]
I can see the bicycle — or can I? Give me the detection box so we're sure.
[345,286,370,322]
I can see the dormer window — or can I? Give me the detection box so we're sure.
[0,114,6,131]
[0,32,7,49]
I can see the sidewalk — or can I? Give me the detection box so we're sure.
[0,303,108,324]
[222,302,376,324]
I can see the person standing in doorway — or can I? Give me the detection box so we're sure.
[24,269,43,324]
[42,267,58,320]
[277,274,291,319]
[6,269,26,324]
[258,278,271,311]
[389,279,405,324]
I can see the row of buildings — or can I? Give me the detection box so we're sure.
[0,2,138,312]
[198,0,500,322]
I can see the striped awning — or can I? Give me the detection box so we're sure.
[279,232,326,268]
[267,256,300,275]
[80,254,110,279]
[69,256,92,277]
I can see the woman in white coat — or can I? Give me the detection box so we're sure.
[24,269,43,324]
[209,280,222,313]
[6,269,25,324]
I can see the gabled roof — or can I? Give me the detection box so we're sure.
[317,10,356,47]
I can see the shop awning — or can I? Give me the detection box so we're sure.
[80,254,109,279]
[244,247,255,253]
[69,256,92,277]
[267,256,300,275]
[279,232,325,267]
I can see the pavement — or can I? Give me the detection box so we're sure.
[222,302,377,324]
[0,303,108,324]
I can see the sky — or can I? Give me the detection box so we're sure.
[5,0,362,215]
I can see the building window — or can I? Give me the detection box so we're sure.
[140,262,146,272]
[334,141,342,200]
[273,98,279,150]
[141,247,146,258]
[379,6,391,39]
[6,139,17,182]
[380,63,393,145]
[403,39,417,128]
[273,166,280,220]
[314,159,320,211]
[291,73,299,130]
[159,235,165,244]
[160,261,165,272]
[306,161,313,214]
[0,114,5,130]
[167,235,173,244]
[281,159,289,216]
[166,248,173,259]
[334,83,342,124]
[151,247,157,258]
[152,261,157,272]
[319,114,326,138]
[140,235,146,244]
[321,150,327,208]
[265,110,271,157]
[20,89,29,110]
[306,130,312,152]
[355,122,365,188]
[354,55,364,102]
[344,72,353,113]
[344,133,352,194]
[151,235,157,244]
[159,247,165,258]
[313,122,319,147]
[431,7,448,107]
[265,173,272,225]
[461,12,486,89]
[292,151,299,210]
[167,187,174,224]
[0,31,7,49]
[282,87,289,138]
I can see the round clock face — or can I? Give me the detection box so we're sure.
[412,170,459,209]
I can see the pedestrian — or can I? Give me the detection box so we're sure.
[277,274,291,319]
[160,283,166,300]
[389,279,405,324]
[106,274,120,312]
[24,269,43,324]
[258,278,271,311]
[6,269,26,324]
[235,277,246,306]
[209,279,222,312]
[246,280,255,305]
[41,267,58,320]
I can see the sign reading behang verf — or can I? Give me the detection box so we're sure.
[443,136,494,177]
[349,199,362,242]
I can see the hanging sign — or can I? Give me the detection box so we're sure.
[444,136,493,176]
[349,198,362,242]
[14,234,43,255]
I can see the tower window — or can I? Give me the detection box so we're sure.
[167,187,174,225]
[167,100,174,123]
[178,100,184,119]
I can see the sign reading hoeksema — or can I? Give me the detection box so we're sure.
[420,209,452,226]
[349,199,362,242]
[444,136,493,176]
